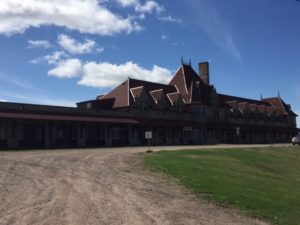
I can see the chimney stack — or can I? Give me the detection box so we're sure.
[199,62,210,85]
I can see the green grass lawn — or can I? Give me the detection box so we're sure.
[144,146,300,225]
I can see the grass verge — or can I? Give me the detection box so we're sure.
[144,146,300,225]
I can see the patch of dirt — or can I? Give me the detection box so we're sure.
[0,147,270,225]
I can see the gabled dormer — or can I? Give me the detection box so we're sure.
[130,86,151,111]
[149,89,170,110]
[167,92,185,113]
[238,102,249,117]
[130,86,145,103]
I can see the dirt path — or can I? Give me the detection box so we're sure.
[0,145,278,225]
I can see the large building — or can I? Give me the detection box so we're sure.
[0,62,298,149]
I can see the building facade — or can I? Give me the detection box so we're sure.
[0,62,298,149]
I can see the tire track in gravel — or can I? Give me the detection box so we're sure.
[0,148,270,225]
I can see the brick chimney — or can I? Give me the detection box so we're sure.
[199,62,210,85]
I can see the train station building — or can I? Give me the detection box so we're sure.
[0,62,298,149]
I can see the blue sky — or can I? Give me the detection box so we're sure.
[0,0,299,126]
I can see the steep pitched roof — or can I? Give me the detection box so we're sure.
[263,97,297,116]
[218,94,270,106]
[89,63,297,118]
[169,64,213,104]
[182,64,201,91]
[169,65,200,101]
[100,80,129,108]
[218,94,296,117]
[99,78,178,108]
[169,65,189,97]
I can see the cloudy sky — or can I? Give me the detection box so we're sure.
[0,0,299,126]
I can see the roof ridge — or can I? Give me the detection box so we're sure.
[129,77,172,87]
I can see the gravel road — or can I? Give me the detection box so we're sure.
[0,145,275,225]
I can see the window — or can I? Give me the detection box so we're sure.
[87,103,92,109]
[98,126,105,139]
[0,122,6,139]
[11,121,17,138]
[36,128,43,142]
[58,127,64,138]
[131,127,136,138]
[112,127,120,139]
[80,124,85,138]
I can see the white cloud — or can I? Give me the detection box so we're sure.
[27,40,51,49]
[0,99,7,102]
[0,0,141,36]
[47,59,172,88]
[58,34,98,54]
[48,58,82,78]
[158,16,182,23]
[45,51,66,64]
[117,0,138,7]
[116,0,163,14]
[79,61,172,87]
[30,51,66,65]
[135,1,163,13]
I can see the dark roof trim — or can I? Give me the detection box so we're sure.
[218,94,269,105]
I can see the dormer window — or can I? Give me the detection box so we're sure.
[86,103,92,109]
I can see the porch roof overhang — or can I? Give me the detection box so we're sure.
[0,112,139,124]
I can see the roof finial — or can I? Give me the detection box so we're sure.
[189,59,192,66]
[278,91,280,98]
[260,94,263,100]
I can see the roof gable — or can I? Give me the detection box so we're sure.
[262,97,297,116]
[130,86,144,100]
[100,80,129,108]
[169,64,212,104]
[149,89,164,104]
